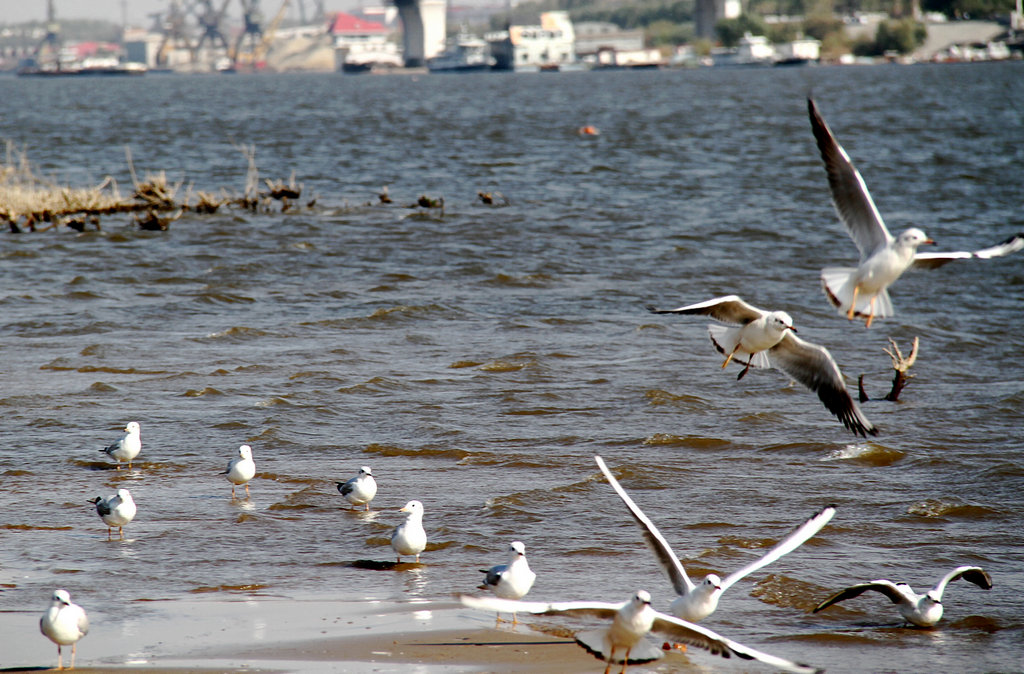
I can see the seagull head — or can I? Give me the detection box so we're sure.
[116,488,133,501]
[52,589,72,606]
[125,421,140,433]
[399,500,423,515]
[767,311,796,334]
[509,541,527,557]
[238,445,253,459]
[633,590,653,607]
[359,466,373,477]
[898,227,935,249]
[925,590,942,605]
[702,574,723,592]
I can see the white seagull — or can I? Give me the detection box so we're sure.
[89,488,137,540]
[595,455,835,623]
[221,444,256,497]
[458,590,822,674]
[391,500,427,563]
[100,421,141,470]
[478,541,537,622]
[808,97,1024,328]
[813,565,992,627]
[647,295,876,437]
[337,466,377,511]
[40,589,89,671]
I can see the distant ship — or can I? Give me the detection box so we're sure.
[18,57,146,77]
[427,35,495,73]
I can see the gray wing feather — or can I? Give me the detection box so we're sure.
[813,580,906,612]
[808,98,892,259]
[912,233,1024,270]
[770,332,876,437]
[594,456,695,597]
[646,295,763,326]
[338,478,355,496]
[934,565,993,597]
[652,613,823,673]
[480,564,506,588]
[457,593,619,619]
[719,505,837,592]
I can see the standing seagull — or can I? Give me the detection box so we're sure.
[808,97,1023,327]
[458,591,822,674]
[647,295,876,437]
[221,444,256,497]
[40,589,89,671]
[595,456,835,623]
[813,565,992,627]
[89,488,137,540]
[391,500,427,563]
[337,466,377,511]
[100,421,141,470]
[478,541,537,623]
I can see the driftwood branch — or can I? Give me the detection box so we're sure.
[859,337,920,402]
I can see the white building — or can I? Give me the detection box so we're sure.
[486,11,576,71]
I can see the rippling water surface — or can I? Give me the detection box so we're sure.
[1,63,1023,672]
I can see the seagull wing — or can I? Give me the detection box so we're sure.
[338,477,355,496]
[457,593,620,620]
[808,98,892,259]
[912,233,1024,270]
[932,565,993,599]
[479,563,507,588]
[594,456,695,597]
[769,332,877,437]
[813,580,909,612]
[94,498,112,517]
[719,505,837,592]
[76,605,90,637]
[646,295,763,326]
[651,612,824,674]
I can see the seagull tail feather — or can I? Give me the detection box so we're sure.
[821,267,859,315]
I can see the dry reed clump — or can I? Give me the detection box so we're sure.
[1,141,312,233]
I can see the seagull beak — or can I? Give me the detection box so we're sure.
[924,238,936,245]
[789,326,798,333]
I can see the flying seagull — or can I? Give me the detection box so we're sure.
[458,590,822,674]
[40,589,90,671]
[221,444,256,498]
[595,455,835,623]
[337,466,377,511]
[100,421,141,470]
[478,541,537,623]
[808,97,1023,327]
[647,295,876,437]
[813,565,992,627]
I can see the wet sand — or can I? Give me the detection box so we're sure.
[1,597,654,672]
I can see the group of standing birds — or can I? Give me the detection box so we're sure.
[649,98,1021,437]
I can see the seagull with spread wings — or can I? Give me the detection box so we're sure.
[595,456,835,623]
[808,97,1023,328]
[813,565,992,627]
[647,295,876,437]
[458,590,822,674]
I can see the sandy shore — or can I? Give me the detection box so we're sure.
[1,596,692,672]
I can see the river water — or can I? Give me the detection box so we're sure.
[1,63,1022,672]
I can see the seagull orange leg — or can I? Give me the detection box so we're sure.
[620,647,632,673]
[865,296,877,328]
[603,646,616,674]
[721,344,741,369]
[847,286,859,320]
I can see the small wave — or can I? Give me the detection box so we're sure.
[2,523,73,531]
[197,326,269,341]
[449,360,482,369]
[337,377,410,395]
[481,273,554,288]
[194,293,257,305]
[77,365,167,375]
[644,389,709,409]
[821,443,904,466]
[478,353,542,373]
[906,498,1001,519]
[642,433,730,449]
[363,443,471,461]
[188,583,271,594]
[183,387,223,397]
[751,573,828,612]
